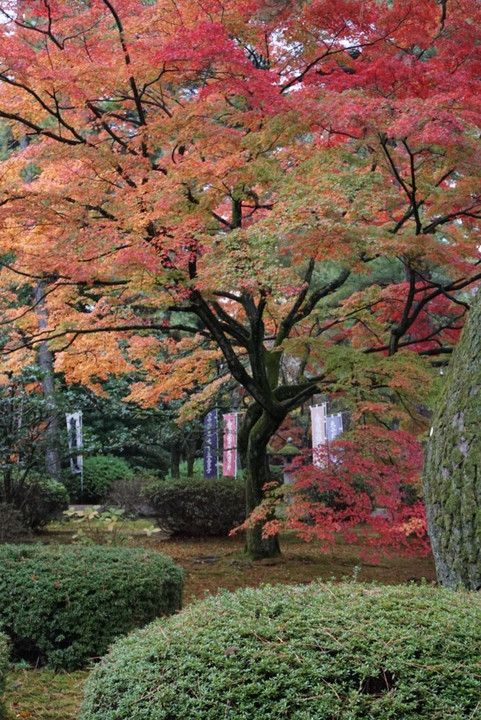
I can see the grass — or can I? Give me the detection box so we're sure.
[161,532,436,600]
[5,668,89,720]
[3,527,436,719]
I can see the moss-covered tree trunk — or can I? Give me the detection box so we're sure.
[424,291,481,589]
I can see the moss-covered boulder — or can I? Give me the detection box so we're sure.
[81,582,481,719]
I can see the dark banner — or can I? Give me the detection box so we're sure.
[203,409,218,478]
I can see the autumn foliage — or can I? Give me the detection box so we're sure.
[239,426,430,558]
[0,0,480,555]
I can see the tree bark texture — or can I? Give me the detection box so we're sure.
[424,290,481,589]
[34,281,62,481]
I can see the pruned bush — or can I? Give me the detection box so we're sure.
[0,632,9,720]
[66,455,133,502]
[1,471,69,532]
[0,544,184,670]
[20,475,70,530]
[81,582,481,720]
[144,476,245,536]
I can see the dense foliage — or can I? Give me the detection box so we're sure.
[63,379,185,475]
[18,474,69,530]
[81,582,481,719]
[145,476,246,536]
[0,632,8,720]
[0,367,68,530]
[65,454,134,503]
[0,503,26,542]
[0,544,184,670]
[0,474,68,534]
[246,426,430,558]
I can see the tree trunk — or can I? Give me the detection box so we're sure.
[238,404,283,559]
[423,291,481,589]
[34,281,62,481]
[185,436,197,477]
[170,440,181,479]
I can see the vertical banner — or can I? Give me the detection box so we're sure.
[326,413,343,443]
[310,403,327,468]
[223,413,238,477]
[66,411,83,474]
[203,409,218,478]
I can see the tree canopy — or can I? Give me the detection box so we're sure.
[0,0,480,556]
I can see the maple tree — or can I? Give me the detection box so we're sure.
[0,0,480,557]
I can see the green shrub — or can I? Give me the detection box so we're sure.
[1,470,69,532]
[21,475,70,530]
[144,476,245,536]
[0,503,29,542]
[81,582,481,720]
[66,455,133,502]
[0,632,9,720]
[0,544,184,670]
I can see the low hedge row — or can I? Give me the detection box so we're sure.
[0,544,184,670]
[82,582,481,719]
[0,633,9,720]
[144,476,246,536]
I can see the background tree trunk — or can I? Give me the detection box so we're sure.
[185,436,197,477]
[424,290,481,589]
[170,440,181,479]
[34,281,62,481]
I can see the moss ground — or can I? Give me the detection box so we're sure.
[3,530,436,719]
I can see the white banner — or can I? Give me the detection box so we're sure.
[66,411,83,474]
[310,403,327,468]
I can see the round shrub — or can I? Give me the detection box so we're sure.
[0,544,184,670]
[68,455,133,502]
[81,582,481,720]
[0,632,9,720]
[21,475,70,530]
[144,476,245,536]
[2,472,69,532]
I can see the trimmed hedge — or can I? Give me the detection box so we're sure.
[81,582,481,720]
[0,632,9,720]
[144,476,246,536]
[0,544,184,670]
